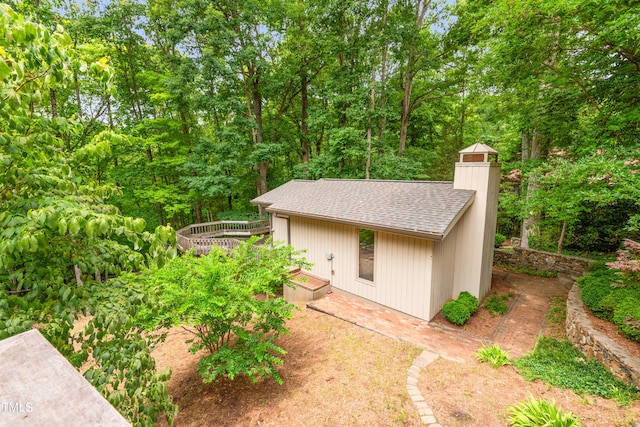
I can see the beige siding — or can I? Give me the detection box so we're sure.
[286,217,434,320]
[271,214,289,245]
[431,224,458,316]
[452,162,501,299]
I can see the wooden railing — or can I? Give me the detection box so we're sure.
[176,219,270,255]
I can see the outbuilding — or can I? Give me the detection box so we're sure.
[252,143,500,321]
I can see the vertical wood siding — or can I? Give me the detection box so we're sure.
[288,216,434,320]
[431,225,458,316]
[452,162,501,299]
[271,214,289,245]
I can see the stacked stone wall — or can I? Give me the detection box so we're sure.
[566,286,640,388]
[493,247,592,284]
[493,246,640,388]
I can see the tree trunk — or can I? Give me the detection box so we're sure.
[366,54,376,180]
[300,72,310,163]
[377,2,389,144]
[50,88,58,119]
[557,219,567,254]
[157,202,164,226]
[195,201,203,224]
[74,73,82,121]
[397,0,430,156]
[398,68,414,155]
[520,129,542,248]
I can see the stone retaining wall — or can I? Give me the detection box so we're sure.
[494,246,639,388]
[494,247,592,284]
[566,285,640,388]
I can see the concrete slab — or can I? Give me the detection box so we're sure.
[0,329,130,426]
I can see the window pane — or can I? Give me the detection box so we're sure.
[358,229,374,282]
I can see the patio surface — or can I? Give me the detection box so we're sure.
[307,267,572,362]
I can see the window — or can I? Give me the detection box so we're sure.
[358,229,375,282]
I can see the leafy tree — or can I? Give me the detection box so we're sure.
[0,5,176,424]
[145,237,309,384]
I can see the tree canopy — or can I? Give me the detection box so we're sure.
[1,0,639,423]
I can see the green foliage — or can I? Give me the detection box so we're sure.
[79,275,177,425]
[546,297,567,329]
[458,291,479,314]
[514,338,637,403]
[588,261,609,273]
[508,396,582,427]
[613,297,640,342]
[442,291,479,325]
[577,269,618,316]
[578,265,640,342]
[146,237,309,384]
[494,233,506,248]
[0,7,177,425]
[217,210,265,221]
[505,266,558,278]
[474,344,510,367]
[442,300,471,326]
[484,292,511,316]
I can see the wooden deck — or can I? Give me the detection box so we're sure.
[176,219,270,255]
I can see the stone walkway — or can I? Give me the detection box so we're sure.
[307,267,571,426]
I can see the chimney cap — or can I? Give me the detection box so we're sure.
[459,143,498,154]
[459,143,498,163]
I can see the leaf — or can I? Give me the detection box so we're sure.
[132,218,146,234]
[0,59,11,80]
[57,218,67,235]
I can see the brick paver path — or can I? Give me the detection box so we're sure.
[307,267,571,426]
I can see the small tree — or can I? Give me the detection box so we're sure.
[146,237,309,384]
[0,7,178,425]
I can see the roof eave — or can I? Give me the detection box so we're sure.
[440,192,476,239]
[264,207,447,241]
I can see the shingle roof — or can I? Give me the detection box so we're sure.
[252,179,475,240]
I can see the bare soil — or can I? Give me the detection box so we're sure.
[152,284,640,427]
[422,278,640,427]
[153,306,422,426]
[430,278,518,341]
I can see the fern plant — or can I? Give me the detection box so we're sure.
[474,344,510,367]
[508,396,582,427]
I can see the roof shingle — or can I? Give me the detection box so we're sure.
[252,179,475,240]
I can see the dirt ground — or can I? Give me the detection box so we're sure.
[153,307,422,426]
[422,279,640,427]
[152,281,640,427]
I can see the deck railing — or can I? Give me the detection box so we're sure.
[176,219,270,255]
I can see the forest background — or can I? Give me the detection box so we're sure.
[1,0,640,424]
[6,0,640,254]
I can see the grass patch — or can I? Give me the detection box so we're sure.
[513,267,558,278]
[547,297,566,326]
[483,292,512,316]
[513,337,637,405]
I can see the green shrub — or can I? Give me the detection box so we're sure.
[514,337,637,402]
[495,233,507,248]
[580,282,614,316]
[588,261,609,273]
[442,300,471,326]
[458,291,479,314]
[484,293,511,316]
[599,286,640,322]
[613,297,640,342]
[577,269,619,315]
[475,344,510,367]
[508,396,582,427]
